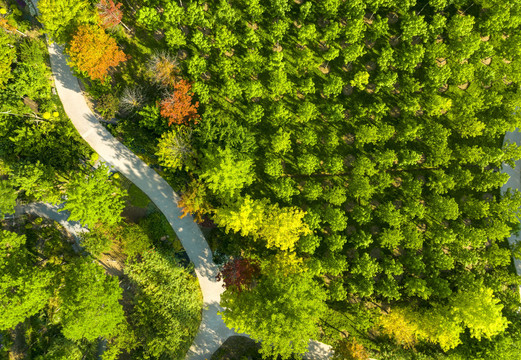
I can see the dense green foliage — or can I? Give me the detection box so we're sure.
[110,0,521,358]
[62,164,125,228]
[221,254,326,358]
[125,250,202,359]
[58,259,126,342]
[4,0,521,358]
[0,9,201,360]
[0,230,54,331]
[38,0,96,43]
[0,219,123,359]
[0,30,15,87]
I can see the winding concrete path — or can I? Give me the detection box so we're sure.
[46,42,333,359]
[48,42,233,359]
[501,130,521,299]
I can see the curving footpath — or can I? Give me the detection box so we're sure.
[501,130,521,299]
[14,202,88,245]
[46,42,333,359]
[48,42,233,359]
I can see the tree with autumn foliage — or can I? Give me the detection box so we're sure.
[160,79,200,126]
[68,24,127,81]
[96,0,123,29]
[177,179,209,222]
[332,338,370,360]
[217,258,260,292]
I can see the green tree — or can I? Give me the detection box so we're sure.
[38,0,96,42]
[156,126,195,171]
[58,258,125,341]
[259,202,311,251]
[450,286,509,341]
[213,196,310,251]
[213,195,265,237]
[0,30,15,88]
[10,161,61,204]
[221,254,326,359]
[199,146,254,199]
[125,250,202,359]
[0,179,17,217]
[136,6,161,31]
[0,230,54,330]
[61,164,126,228]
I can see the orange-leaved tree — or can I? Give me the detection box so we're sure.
[96,0,123,29]
[68,24,127,81]
[160,79,200,126]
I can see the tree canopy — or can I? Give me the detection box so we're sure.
[68,24,127,81]
[58,258,126,342]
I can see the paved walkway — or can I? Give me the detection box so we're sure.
[47,42,234,359]
[14,202,87,251]
[46,42,333,359]
[501,130,521,299]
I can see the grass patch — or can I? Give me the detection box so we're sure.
[139,210,183,253]
[117,171,184,254]
[127,183,150,208]
[119,174,151,208]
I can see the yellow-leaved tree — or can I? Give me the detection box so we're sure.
[379,285,509,351]
[213,195,311,251]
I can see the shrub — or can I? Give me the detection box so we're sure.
[96,93,120,119]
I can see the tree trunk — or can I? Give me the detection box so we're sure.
[8,322,29,360]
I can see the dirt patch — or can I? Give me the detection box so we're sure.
[366,83,376,93]
[342,85,353,96]
[98,240,127,277]
[318,62,330,74]
[98,256,125,277]
[503,76,513,85]
[23,97,39,112]
[390,106,400,118]
[364,12,374,25]
[342,62,353,72]
[343,134,355,145]
[458,82,469,90]
[247,22,258,30]
[365,61,376,71]
[177,49,188,60]
[389,35,400,47]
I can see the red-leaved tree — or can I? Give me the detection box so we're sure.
[160,79,200,126]
[216,258,260,292]
[96,0,123,29]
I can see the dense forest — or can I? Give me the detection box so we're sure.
[3,0,521,359]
